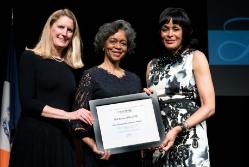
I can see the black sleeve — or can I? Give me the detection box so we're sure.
[19,51,46,115]
[73,71,93,110]
[70,71,94,138]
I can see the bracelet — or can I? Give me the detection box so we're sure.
[178,121,189,131]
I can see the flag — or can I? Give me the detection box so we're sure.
[0,16,21,167]
[0,82,11,167]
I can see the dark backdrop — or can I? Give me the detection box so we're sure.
[1,0,245,166]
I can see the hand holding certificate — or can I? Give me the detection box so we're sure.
[89,92,164,154]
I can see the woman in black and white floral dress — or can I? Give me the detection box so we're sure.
[143,7,215,167]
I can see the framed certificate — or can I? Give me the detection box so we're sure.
[89,92,165,154]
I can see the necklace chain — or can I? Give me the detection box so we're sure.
[52,56,64,62]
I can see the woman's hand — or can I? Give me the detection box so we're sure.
[83,137,111,160]
[159,126,181,151]
[143,87,153,95]
[69,108,94,125]
[92,144,111,160]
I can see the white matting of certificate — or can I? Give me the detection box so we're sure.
[96,98,160,149]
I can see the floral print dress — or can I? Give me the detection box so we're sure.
[143,49,210,167]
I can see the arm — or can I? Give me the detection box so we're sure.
[73,72,93,110]
[41,105,92,123]
[143,62,154,94]
[71,72,95,132]
[184,50,215,128]
[145,62,151,83]
[19,51,46,115]
[82,137,111,160]
[73,71,111,159]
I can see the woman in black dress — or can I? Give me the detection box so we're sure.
[9,8,93,167]
[71,19,142,167]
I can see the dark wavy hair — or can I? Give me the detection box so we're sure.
[94,19,136,55]
[159,7,197,48]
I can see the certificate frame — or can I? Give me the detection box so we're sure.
[89,92,165,154]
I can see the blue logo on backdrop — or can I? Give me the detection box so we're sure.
[208,17,249,65]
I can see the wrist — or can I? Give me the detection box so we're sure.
[64,111,71,121]
[178,121,189,132]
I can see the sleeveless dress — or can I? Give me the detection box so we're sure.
[143,49,210,167]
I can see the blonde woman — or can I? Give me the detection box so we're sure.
[9,9,93,167]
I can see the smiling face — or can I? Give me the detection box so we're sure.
[160,18,183,52]
[104,29,128,63]
[50,16,74,53]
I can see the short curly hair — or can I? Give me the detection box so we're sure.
[94,19,136,55]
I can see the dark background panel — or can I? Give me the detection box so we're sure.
[0,0,246,166]
[207,0,249,29]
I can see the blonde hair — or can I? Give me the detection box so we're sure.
[30,8,84,69]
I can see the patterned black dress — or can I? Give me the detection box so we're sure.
[71,66,143,167]
[143,49,210,167]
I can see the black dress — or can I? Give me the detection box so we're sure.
[72,66,142,167]
[9,50,78,167]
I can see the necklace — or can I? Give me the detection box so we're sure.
[158,48,185,67]
[52,56,64,62]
